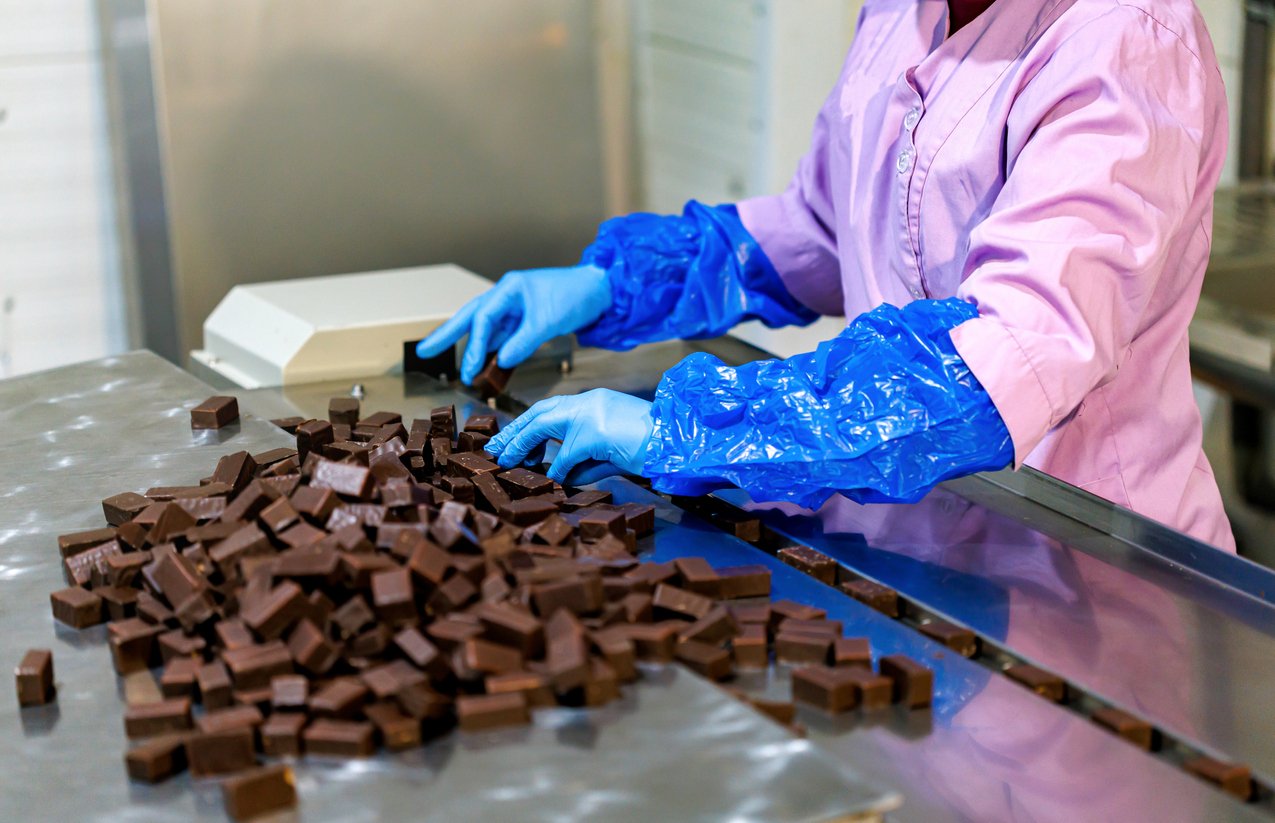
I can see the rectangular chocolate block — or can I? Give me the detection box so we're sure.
[310,678,369,718]
[544,610,589,691]
[240,581,308,640]
[50,586,104,628]
[271,416,306,433]
[197,661,234,709]
[364,702,423,751]
[678,606,738,645]
[222,641,294,689]
[187,727,257,776]
[713,565,771,599]
[578,509,626,542]
[124,697,193,739]
[160,657,200,698]
[15,649,55,707]
[461,638,524,676]
[125,733,189,783]
[449,451,500,478]
[774,631,832,666]
[1092,706,1156,751]
[191,396,239,429]
[57,526,117,559]
[371,567,416,623]
[303,719,377,757]
[732,624,768,668]
[196,704,264,734]
[791,665,861,713]
[457,692,529,732]
[472,354,514,400]
[109,618,163,674]
[329,396,361,425]
[103,491,151,526]
[1004,663,1066,703]
[621,622,681,662]
[675,639,732,681]
[652,583,713,621]
[1183,756,1253,801]
[879,654,933,708]
[778,546,838,585]
[261,712,307,757]
[270,674,309,711]
[919,620,978,658]
[222,764,298,821]
[497,468,553,499]
[474,602,545,658]
[832,637,871,668]
[212,451,257,492]
[841,576,902,617]
[499,498,558,526]
[843,668,893,710]
[311,458,374,499]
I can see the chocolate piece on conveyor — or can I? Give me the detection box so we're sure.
[212,451,257,492]
[879,654,934,708]
[472,354,514,400]
[461,638,524,676]
[775,631,832,666]
[125,733,189,783]
[194,661,232,710]
[678,606,738,645]
[303,719,377,756]
[457,691,529,732]
[359,410,402,428]
[544,610,589,691]
[671,557,719,597]
[498,468,554,500]
[456,431,490,453]
[620,622,681,662]
[240,581,308,640]
[259,496,300,536]
[310,678,369,718]
[652,583,713,621]
[191,395,239,429]
[474,602,545,658]
[160,657,199,698]
[777,546,838,585]
[57,526,117,559]
[286,619,340,675]
[675,640,732,681]
[531,575,604,617]
[270,416,306,433]
[840,579,900,618]
[109,618,163,674]
[560,489,612,512]
[1183,756,1253,802]
[102,491,151,526]
[430,404,457,440]
[328,396,361,425]
[296,419,335,461]
[50,586,104,628]
[449,451,500,478]
[15,649,55,707]
[843,668,893,710]
[618,503,656,537]
[1092,707,1156,751]
[392,627,448,678]
[713,565,772,599]
[187,727,257,776]
[499,498,558,526]
[919,621,978,658]
[311,458,374,499]
[371,567,416,623]
[769,600,826,631]
[472,473,511,513]
[464,413,499,435]
[261,712,307,757]
[222,641,294,689]
[198,705,264,735]
[124,697,192,739]
[791,665,862,713]
[1004,663,1066,703]
[222,764,298,821]
[578,509,626,542]
[528,514,572,547]
[270,674,309,711]
[832,637,871,668]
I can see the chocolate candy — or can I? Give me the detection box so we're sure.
[296,419,335,461]
[102,491,151,526]
[1005,663,1066,703]
[124,697,192,738]
[57,527,117,559]
[311,458,374,499]
[732,624,768,668]
[457,692,529,731]
[261,712,307,757]
[832,637,871,668]
[713,565,771,599]
[919,620,978,658]
[792,665,862,713]
[652,583,713,621]
[15,649,55,707]
[1183,756,1253,801]
[187,726,257,776]
[498,468,553,500]
[778,546,838,585]
[472,354,514,400]
[1092,706,1155,751]
[879,654,933,708]
[50,586,104,628]
[124,733,189,782]
[329,397,361,426]
[675,640,731,681]
[449,452,499,478]
[191,395,239,429]
[197,661,234,709]
[303,718,376,756]
[840,579,900,618]
[222,764,298,820]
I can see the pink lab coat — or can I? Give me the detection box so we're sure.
[738,0,1235,549]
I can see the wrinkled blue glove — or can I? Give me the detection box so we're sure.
[644,298,1014,508]
[416,264,612,385]
[576,201,818,350]
[485,389,653,486]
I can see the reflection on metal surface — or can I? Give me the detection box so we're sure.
[0,352,895,822]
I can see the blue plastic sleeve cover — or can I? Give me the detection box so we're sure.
[644,298,1015,508]
[575,200,819,350]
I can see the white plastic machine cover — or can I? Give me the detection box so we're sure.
[192,264,490,388]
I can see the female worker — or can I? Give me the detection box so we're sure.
[418,0,1235,550]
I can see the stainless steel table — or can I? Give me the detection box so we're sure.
[2,349,1269,821]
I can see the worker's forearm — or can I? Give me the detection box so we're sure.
[643,298,1014,508]
[575,200,818,351]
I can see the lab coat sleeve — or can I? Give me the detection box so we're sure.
[948,9,1218,466]
[575,201,818,351]
[734,57,850,316]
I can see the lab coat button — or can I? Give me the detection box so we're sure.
[904,108,920,130]
[896,148,914,174]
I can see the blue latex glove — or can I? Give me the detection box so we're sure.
[644,298,1015,508]
[485,389,653,486]
[576,201,819,350]
[415,265,612,385]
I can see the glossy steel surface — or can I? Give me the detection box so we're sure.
[0,352,893,822]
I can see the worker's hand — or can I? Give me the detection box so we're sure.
[416,264,612,386]
[485,389,653,486]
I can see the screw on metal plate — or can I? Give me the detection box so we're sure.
[350,384,366,400]
[559,359,571,374]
